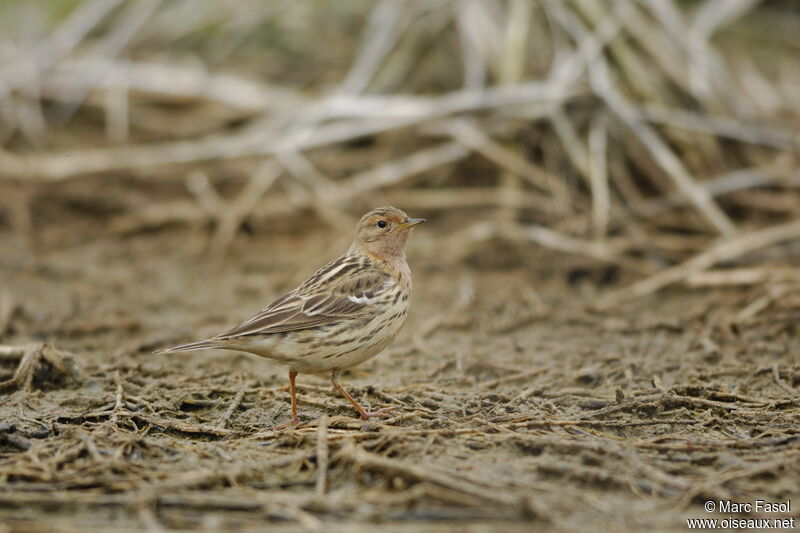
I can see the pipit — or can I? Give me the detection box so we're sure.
[156,206,424,425]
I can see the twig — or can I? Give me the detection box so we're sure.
[41,57,305,114]
[504,418,700,429]
[216,385,246,429]
[612,167,800,222]
[590,59,735,235]
[0,345,27,358]
[275,149,359,229]
[550,2,737,235]
[735,284,789,323]
[106,142,470,237]
[0,343,80,393]
[111,371,125,426]
[435,117,573,201]
[156,450,313,490]
[337,0,415,95]
[339,443,523,507]
[276,150,342,199]
[209,159,282,254]
[315,415,330,496]
[76,431,103,462]
[0,78,573,181]
[103,77,129,144]
[184,171,224,215]
[772,364,799,398]
[54,0,163,123]
[588,114,610,238]
[330,142,469,201]
[639,104,796,149]
[600,218,800,305]
[133,489,164,533]
[446,221,645,272]
[550,110,591,186]
[686,0,761,102]
[454,0,491,90]
[677,453,800,510]
[480,368,547,389]
[382,187,558,213]
[135,414,240,438]
[0,0,123,100]
[516,224,631,265]
[611,0,689,94]
[500,0,534,85]
[686,268,800,287]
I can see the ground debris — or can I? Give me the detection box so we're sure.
[0,343,84,393]
[1,234,799,531]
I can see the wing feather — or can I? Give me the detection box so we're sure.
[215,258,392,339]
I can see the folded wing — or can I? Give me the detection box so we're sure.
[215,266,392,339]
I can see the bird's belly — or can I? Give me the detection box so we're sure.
[314,330,398,372]
[244,299,409,374]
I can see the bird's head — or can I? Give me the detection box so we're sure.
[352,206,425,261]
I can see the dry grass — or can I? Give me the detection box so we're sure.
[0,1,798,286]
[0,251,798,531]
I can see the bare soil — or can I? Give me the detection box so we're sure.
[1,224,798,532]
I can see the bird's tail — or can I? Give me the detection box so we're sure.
[153,339,220,355]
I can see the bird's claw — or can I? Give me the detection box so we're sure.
[360,406,397,420]
[268,416,300,431]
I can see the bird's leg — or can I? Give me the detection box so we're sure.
[330,370,396,420]
[270,370,300,430]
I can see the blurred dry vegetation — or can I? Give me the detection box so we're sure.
[0,0,798,279]
[1,1,800,531]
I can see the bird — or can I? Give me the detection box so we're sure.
[155,206,424,426]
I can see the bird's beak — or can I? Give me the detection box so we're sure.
[396,218,425,230]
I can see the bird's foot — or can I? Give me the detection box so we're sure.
[267,416,300,431]
[358,406,397,420]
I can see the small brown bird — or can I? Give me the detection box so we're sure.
[156,207,424,426]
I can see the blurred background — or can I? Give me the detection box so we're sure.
[0,0,798,285]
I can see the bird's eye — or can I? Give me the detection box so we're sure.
[377,220,387,229]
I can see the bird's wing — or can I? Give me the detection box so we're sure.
[215,259,392,339]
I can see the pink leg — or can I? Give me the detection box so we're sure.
[330,371,396,420]
[270,370,300,429]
